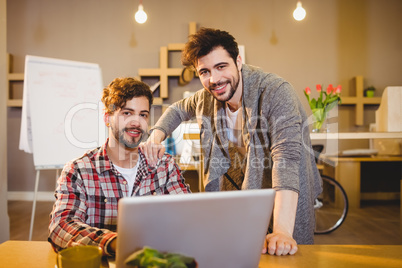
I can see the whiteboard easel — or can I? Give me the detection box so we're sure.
[20,55,106,240]
[28,167,62,241]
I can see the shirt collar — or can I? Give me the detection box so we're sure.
[94,139,113,174]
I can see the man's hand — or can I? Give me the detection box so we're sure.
[139,129,166,166]
[263,231,298,256]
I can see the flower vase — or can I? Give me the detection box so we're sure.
[311,108,328,133]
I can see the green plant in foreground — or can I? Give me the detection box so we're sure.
[125,246,197,268]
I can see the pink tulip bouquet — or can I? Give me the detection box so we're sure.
[304,84,342,132]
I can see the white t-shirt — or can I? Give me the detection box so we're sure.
[114,160,140,196]
[225,104,246,156]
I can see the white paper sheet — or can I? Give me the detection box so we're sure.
[19,56,33,153]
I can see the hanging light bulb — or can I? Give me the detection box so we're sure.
[293,1,306,21]
[135,0,147,24]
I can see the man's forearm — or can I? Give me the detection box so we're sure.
[273,190,298,235]
[149,128,166,143]
[264,189,299,256]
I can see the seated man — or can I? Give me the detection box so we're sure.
[48,77,191,256]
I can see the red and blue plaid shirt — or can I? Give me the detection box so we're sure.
[48,139,191,255]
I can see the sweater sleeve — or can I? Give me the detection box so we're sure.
[264,82,302,193]
[151,90,201,138]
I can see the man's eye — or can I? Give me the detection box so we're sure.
[140,114,148,118]
[199,70,208,76]
[123,112,131,116]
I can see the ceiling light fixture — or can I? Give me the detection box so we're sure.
[135,0,147,24]
[293,1,306,21]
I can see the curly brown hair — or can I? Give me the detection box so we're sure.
[101,77,153,114]
[181,27,239,69]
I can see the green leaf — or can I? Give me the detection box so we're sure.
[167,259,187,268]
[327,96,340,103]
[312,108,325,122]
[317,99,323,108]
[304,92,312,108]
[165,253,196,267]
[125,247,196,268]
[310,98,317,109]
[325,100,339,113]
[125,247,167,267]
[317,90,324,108]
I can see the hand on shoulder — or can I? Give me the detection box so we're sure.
[139,129,166,166]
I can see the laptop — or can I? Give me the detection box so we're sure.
[114,189,276,268]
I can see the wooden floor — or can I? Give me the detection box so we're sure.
[7,200,402,244]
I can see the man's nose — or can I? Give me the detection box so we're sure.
[128,115,141,126]
[209,70,221,85]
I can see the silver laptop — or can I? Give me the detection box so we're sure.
[115,189,276,268]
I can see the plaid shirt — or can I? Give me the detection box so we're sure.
[48,139,191,255]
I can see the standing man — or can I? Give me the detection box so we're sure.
[48,77,190,256]
[141,28,322,256]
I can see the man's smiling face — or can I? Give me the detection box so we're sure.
[196,46,242,103]
[107,96,150,149]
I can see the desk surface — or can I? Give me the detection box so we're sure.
[310,132,402,140]
[324,155,402,162]
[1,241,401,268]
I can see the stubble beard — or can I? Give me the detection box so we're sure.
[208,72,240,103]
[112,125,144,149]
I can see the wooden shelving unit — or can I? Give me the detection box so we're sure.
[138,22,197,101]
[6,54,24,107]
[340,76,381,126]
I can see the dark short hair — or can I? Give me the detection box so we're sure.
[102,77,153,114]
[181,27,239,69]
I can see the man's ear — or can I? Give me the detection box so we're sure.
[104,113,110,127]
[236,55,243,71]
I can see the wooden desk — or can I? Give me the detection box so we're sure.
[1,241,401,268]
[310,132,402,140]
[322,155,402,209]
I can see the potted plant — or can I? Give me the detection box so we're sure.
[304,84,342,132]
[364,86,376,97]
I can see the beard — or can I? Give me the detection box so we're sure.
[208,71,240,103]
[111,125,145,149]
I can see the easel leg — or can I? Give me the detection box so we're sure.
[56,169,60,183]
[29,170,40,241]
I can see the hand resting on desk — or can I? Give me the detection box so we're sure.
[263,231,298,256]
